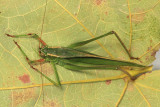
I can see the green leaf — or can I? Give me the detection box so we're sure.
[0,0,160,106]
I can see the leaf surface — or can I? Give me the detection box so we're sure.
[0,0,160,106]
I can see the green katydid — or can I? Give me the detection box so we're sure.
[5,31,152,86]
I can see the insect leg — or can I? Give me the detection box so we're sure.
[29,59,46,65]
[6,33,47,46]
[68,31,137,59]
[13,40,59,86]
[13,40,44,63]
[117,67,133,79]
[51,62,61,86]
[68,31,118,48]
[110,31,138,60]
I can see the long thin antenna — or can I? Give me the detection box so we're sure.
[39,0,48,105]
[40,0,48,38]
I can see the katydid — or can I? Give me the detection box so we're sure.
[6,31,151,86]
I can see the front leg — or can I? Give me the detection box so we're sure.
[13,40,45,64]
[29,59,46,65]
[6,33,47,46]
[13,40,59,86]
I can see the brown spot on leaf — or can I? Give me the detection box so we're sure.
[151,49,158,57]
[140,60,143,63]
[150,43,160,58]
[127,83,134,92]
[123,77,128,82]
[147,39,153,51]
[127,9,145,23]
[106,80,111,85]
[82,29,85,32]
[144,48,159,61]
[145,55,150,61]
[95,0,103,5]
[74,13,77,16]
[132,9,145,24]
[11,88,36,106]
[34,63,54,76]
[105,11,108,16]
[18,74,30,83]
[147,46,152,51]
[43,99,61,107]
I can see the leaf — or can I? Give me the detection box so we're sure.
[0,0,160,106]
